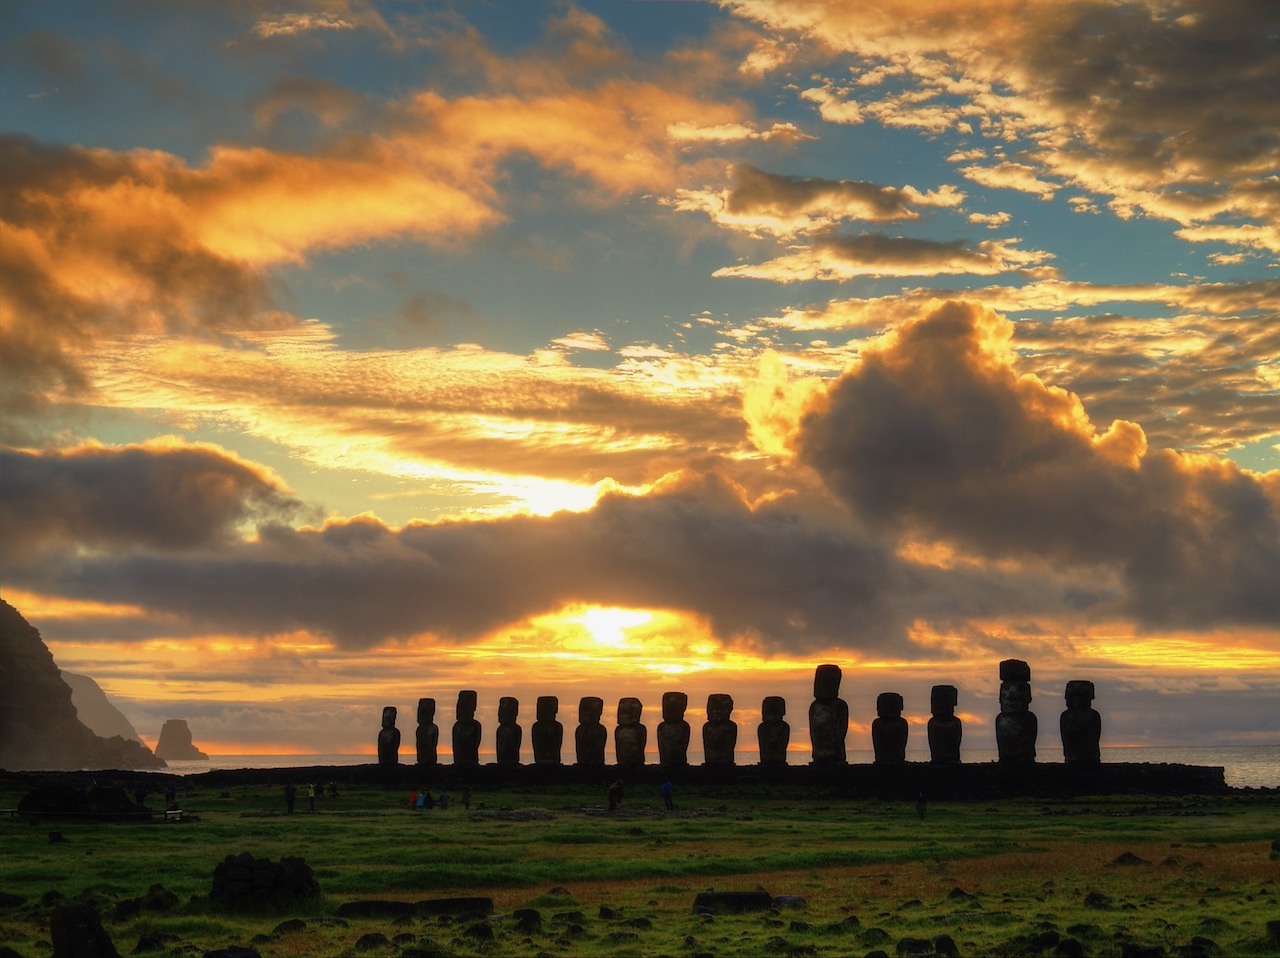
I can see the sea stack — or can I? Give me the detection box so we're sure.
[154,719,209,760]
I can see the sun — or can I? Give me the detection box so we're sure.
[579,607,653,649]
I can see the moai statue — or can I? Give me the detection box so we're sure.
[927,685,962,765]
[532,695,563,765]
[452,690,482,767]
[995,659,1037,765]
[614,696,647,766]
[871,692,908,764]
[377,706,400,765]
[495,696,522,765]
[416,697,439,766]
[702,693,737,766]
[657,691,691,767]
[757,695,790,765]
[809,664,849,765]
[1060,680,1101,765]
[576,696,607,766]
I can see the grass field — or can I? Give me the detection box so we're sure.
[1,779,1278,957]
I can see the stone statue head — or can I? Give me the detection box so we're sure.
[999,659,1031,683]
[762,695,786,721]
[417,698,436,724]
[661,691,688,722]
[814,664,842,699]
[382,706,397,729]
[457,690,478,720]
[707,693,734,722]
[617,696,643,725]
[999,680,1032,713]
[1064,680,1095,710]
[930,685,958,715]
[579,696,603,724]
[537,695,558,722]
[876,692,903,718]
[498,696,519,724]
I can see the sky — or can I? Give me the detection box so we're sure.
[3,0,1280,760]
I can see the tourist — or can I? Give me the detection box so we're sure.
[440,788,450,810]
[306,782,315,812]
[284,782,296,814]
[461,787,471,810]
[661,780,674,810]
[409,789,418,810]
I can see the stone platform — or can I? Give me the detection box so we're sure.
[176,760,1228,798]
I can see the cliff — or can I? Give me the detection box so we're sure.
[0,598,165,770]
[63,671,146,743]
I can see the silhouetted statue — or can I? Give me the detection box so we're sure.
[757,695,790,765]
[871,692,908,764]
[452,690,482,767]
[702,693,737,766]
[1060,680,1101,765]
[927,685,962,765]
[614,696,647,766]
[416,698,439,766]
[576,696,607,766]
[809,664,848,765]
[496,696,522,765]
[657,691,690,767]
[995,659,1036,765]
[378,706,400,765]
[532,695,563,765]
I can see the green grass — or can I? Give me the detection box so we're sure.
[2,784,1279,956]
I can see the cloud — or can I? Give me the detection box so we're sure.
[4,8,776,416]
[0,439,300,554]
[669,164,964,238]
[6,471,911,652]
[730,1,1280,251]
[713,232,1052,281]
[797,300,1280,629]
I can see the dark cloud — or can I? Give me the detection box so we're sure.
[0,442,300,553]
[798,300,1280,628]
[6,471,909,651]
[726,164,928,222]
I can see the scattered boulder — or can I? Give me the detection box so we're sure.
[693,891,773,914]
[1111,852,1152,866]
[209,853,318,912]
[271,919,306,936]
[1083,891,1112,908]
[416,897,492,917]
[132,932,181,954]
[337,900,415,920]
[0,892,25,909]
[354,932,391,952]
[896,938,932,956]
[772,895,807,909]
[511,908,542,932]
[462,922,493,941]
[1056,939,1086,958]
[202,948,260,958]
[935,934,960,956]
[50,902,120,958]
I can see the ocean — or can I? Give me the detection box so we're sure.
[158,744,1280,788]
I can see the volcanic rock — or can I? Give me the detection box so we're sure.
[154,720,208,761]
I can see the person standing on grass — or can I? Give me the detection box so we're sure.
[661,780,674,810]
[440,788,449,810]
[306,782,315,812]
[462,787,471,810]
[410,788,418,810]
[284,782,296,814]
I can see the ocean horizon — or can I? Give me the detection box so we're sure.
[154,744,1280,788]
